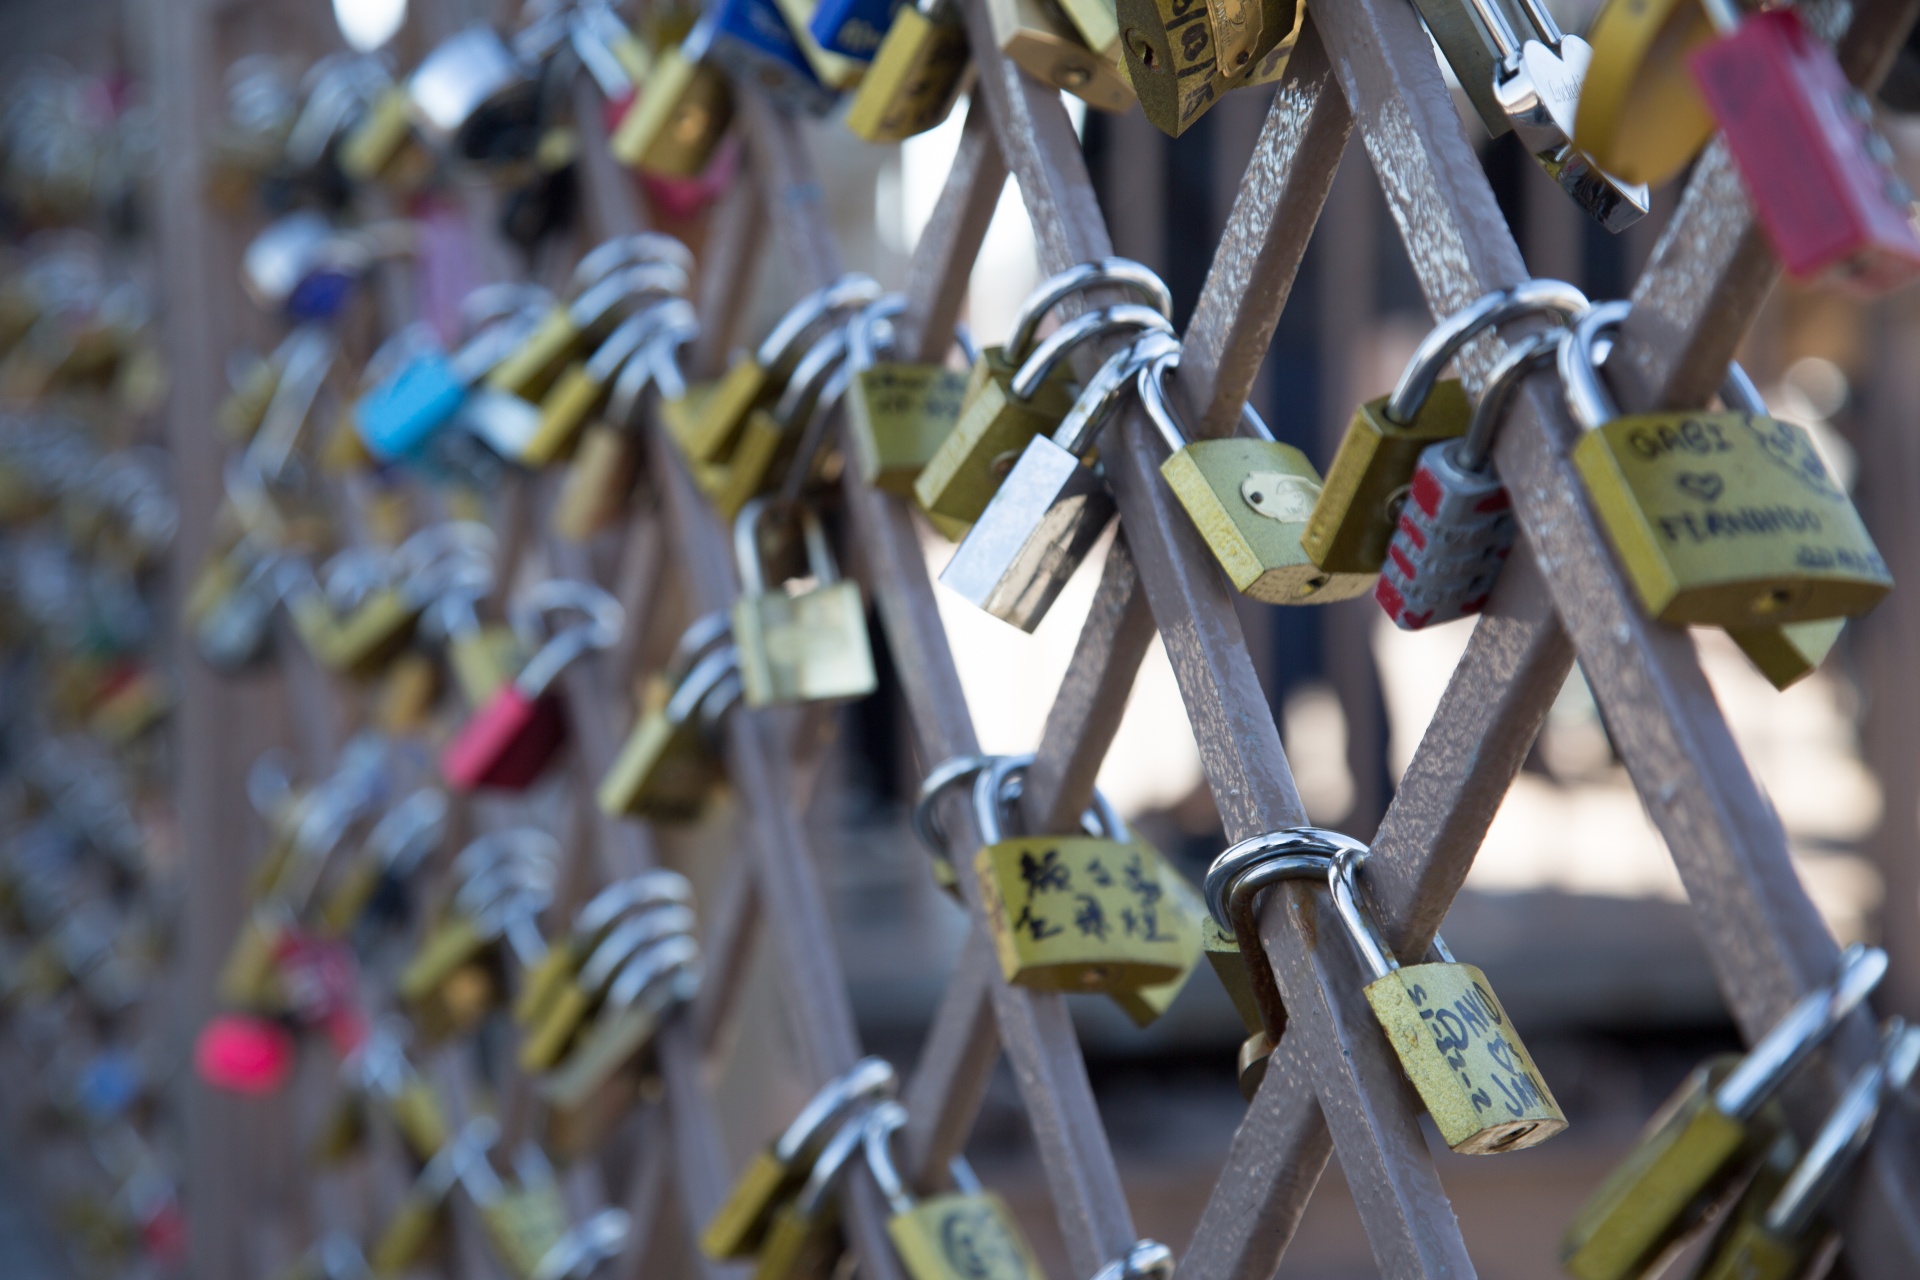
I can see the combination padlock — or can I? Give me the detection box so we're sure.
[843,295,969,494]
[1329,840,1565,1152]
[1138,347,1373,605]
[1561,301,1892,628]
[1304,278,1588,579]
[916,257,1170,538]
[701,1056,898,1259]
[441,579,622,791]
[732,499,877,706]
[843,0,970,142]
[941,318,1175,631]
[971,755,1192,994]
[1560,942,1887,1280]
[597,622,742,820]
[864,1101,1047,1280]
[1375,330,1560,630]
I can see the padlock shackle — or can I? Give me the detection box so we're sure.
[1714,942,1889,1119]
[1004,258,1174,361]
[859,1099,916,1216]
[1328,843,1402,981]
[453,826,559,894]
[605,933,700,1012]
[607,300,698,425]
[530,1208,633,1280]
[569,5,638,98]
[770,1055,898,1163]
[365,789,449,877]
[733,498,841,595]
[1558,299,1631,430]
[1509,0,1566,45]
[696,669,744,736]
[754,274,883,371]
[1454,328,1563,474]
[248,325,335,481]
[452,301,552,384]
[773,327,852,428]
[1456,0,1525,62]
[1052,329,1181,457]
[912,753,997,859]
[1091,1240,1177,1280]
[573,233,696,294]
[793,1105,883,1217]
[1010,304,1176,402]
[1209,840,1340,1039]
[576,870,696,939]
[1766,1019,1920,1239]
[778,354,861,501]
[508,579,623,697]
[1720,360,1766,416]
[666,610,735,683]
[569,262,689,336]
[847,293,909,372]
[459,283,554,340]
[1388,279,1588,425]
[579,904,698,993]
[970,752,1033,846]
[665,645,740,727]
[584,293,693,382]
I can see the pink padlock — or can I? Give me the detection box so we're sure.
[442,579,623,790]
[195,1015,295,1094]
[1691,7,1920,294]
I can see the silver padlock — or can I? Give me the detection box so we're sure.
[939,317,1177,631]
[1375,329,1561,631]
[407,26,541,163]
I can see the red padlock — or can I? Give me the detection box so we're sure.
[1691,7,1920,293]
[442,579,623,790]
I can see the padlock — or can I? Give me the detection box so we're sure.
[191,550,286,673]
[1728,616,1847,691]
[1202,827,1346,1096]
[371,1120,491,1276]
[442,579,623,790]
[701,1055,898,1259]
[318,788,448,936]
[485,251,690,403]
[516,870,696,1029]
[1691,1020,1920,1280]
[698,0,841,117]
[970,755,1191,993]
[1561,300,1892,627]
[844,295,969,493]
[1119,0,1302,137]
[609,43,738,178]
[529,1209,632,1280]
[844,0,971,142]
[1303,278,1589,578]
[941,319,1176,631]
[554,307,698,542]
[863,1101,1046,1280]
[539,933,701,1111]
[1691,8,1920,292]
[750,1106,875,1280]
[520,901,697,1071]
[1375,330,1560,630]
[242,212,363,322]
[398,830,556,1033]
[569,2,653,121]
[354,297,549,463]
[1559,941,1886,1280]
[983,0,1134,113]
[1138,347,1374,605]
[809,0,900,59]
[1572,0,1745,187]
[1325,840,1565,1152]
[773,0,872,89]
[522,297,699,467]
[407,26,542,164]
[1104,854,1207,1030]
[597,630,742,820]
[709,324,853,519]
[340,84,429,188]
[916,258,1171,538]
[418,564,523,709]
[732,500,876,706]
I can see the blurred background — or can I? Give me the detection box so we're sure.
[1,0,1917,1277]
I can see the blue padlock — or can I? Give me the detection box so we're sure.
[356,351,469,462]
[808,0,900,58]
[695,0,837,116]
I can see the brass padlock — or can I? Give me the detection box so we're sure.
[706,324,852,520]
[732,499,877,707]
[1562,302,1892,628]
[521,901,696,1071]
[539,933,700,1112]
[1203,827,1342,1097]
[1120,0,1302,137]
[597,630,742,821]
[1304,278,1588,578]
[750,1107,875,1280]
[1690,1020,1920,1280]
[864,1101,1047,1280]
[941,320,1175,631]
[521,296,698,467]
[515,870,696,1030]
[843,295,969,495]
[318,787,449,936]
[1560,942,1887,1280]
[701,1056,898,1259]
[609,43,737,177]
[983,0,1134,113]
[398,830,556,1037]
[1328,840,1564,1153]
[1728,617,1846,691]
[486,243,692,402]
[1139,347,1373,604]
[844,0,971,143]
[916,257,1171,538]
[971,755,1191,994]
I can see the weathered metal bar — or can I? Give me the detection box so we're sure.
[897,97,1007,362]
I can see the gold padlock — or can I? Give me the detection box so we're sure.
[520,901,696,1071]
[844,295,969,495]
[486,243,691,402]
[1303,279,1588,578]
[522,296,698,467]
[983,0,1135,113]
[539,934,700,1113]
[750,1105,874,1280]
[864,1102,1047,1280]
[915,257,1170,538]
[1120,0,1302,137]
[598,617,742,820]
[731,499,877,707]
[610,44,737,177]
[515,870,696,1028]
[844,0,972,143]
[705,324,852,521]
[1562,303,1892,628]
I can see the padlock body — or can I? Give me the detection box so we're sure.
[553,423,642,542]
[809,0,896,56]
[450,626,524,707]
[702,1149,799,1259]
[356,353,467,462]
[707,0,839,117]
[539,992,676,1110]
[1106,861,1206,1029]
[1573,410,1891,626]
[888,1192,1046,1280]
[914,347,1077,538]
[734,580,877,706]
[390,1082,449,1161]
[1303,382,1473,575]
[485,307,580,402]
[972,836,1190,992]
[520,978,595,1072]
[1692,1220,1809,1280]
[1363,961,1566,1154]
[707,407,786,520]
[986,0,1136,112]
[846,364,968,492]
[441,685,568,791]
[1118,0,1235,137]
[1201,916,1267,1036]
[682,359,769,464]
[522,361,608,466]
[1375,441,1515,630]
[1727,616,1845,691]
[844,8,971,142]
[1573,0,1716,186]
[1559,1058,1755,1280]
[341,87,417,183]
[399,916,489,1006]
[1162,437,1374,604]
[597,703,724,820]
[328,589,421,677]
[1692,10,1920,293]
[610,49,736,177]
[940,435,1115,632]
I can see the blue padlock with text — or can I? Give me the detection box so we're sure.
[696,0,836,116]
[809,0,901,58]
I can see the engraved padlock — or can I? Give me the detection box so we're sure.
[1119,0,1301,137]
[1139,346,1373,604]
[1561,300,1892,628]
[844,0,970,143]
[1329,841,1565,1153]
[1560,942,1887,1280]
[917,257,1171,538]
[1375,329,1560,630]
[1304,278,1588,578]
[939,317,1175,631]
[864,1100,1047,1280]
[843,294,969,495]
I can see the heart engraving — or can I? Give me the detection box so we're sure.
[1676,471,1725,503]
